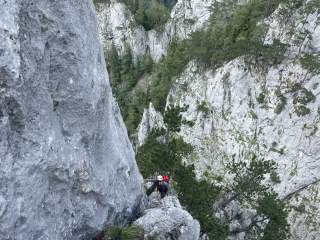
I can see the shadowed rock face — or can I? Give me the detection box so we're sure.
[0,0,144,239]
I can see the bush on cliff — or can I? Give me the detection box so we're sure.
[103,225,144,240]
[119,0,175,30]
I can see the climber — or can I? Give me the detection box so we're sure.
[146,175,170,198]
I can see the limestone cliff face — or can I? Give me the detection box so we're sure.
[96,0,213,61]
[0,0,144,239]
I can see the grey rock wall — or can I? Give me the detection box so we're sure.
[0,0,144,239]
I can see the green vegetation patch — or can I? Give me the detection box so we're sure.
[119,0,176,30]
[257,192,289,240]
[257,92,267,104]
[300,54,320,75]
[197,101,211,117]
[106,44,154,135]
[294,105,311,116]
[104,225,144,240]
[226,155,289,239]
[293,87,316,105]
[274,95,287,114]
[94,0,176,30]
[291,86,316,117]
[188,2,288,67]
[274,87,287,114]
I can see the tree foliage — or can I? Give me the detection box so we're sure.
[226,154,289,239]
[226,154,277,201]
[119,0,176,30]
[300,53,320,75]
[106,45,154,135]
[257,193,289,240]
[103,225,144,240]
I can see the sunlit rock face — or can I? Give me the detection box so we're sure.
[96,0,214,61]
[0,0,144,239]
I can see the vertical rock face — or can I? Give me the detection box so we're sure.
[0,0,144,239]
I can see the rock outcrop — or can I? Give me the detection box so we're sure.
[96,0,213,61]
[0,0,144,239]
[134,196,200,240]
[137,103,165,147]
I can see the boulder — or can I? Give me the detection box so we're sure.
[134,196,200,240]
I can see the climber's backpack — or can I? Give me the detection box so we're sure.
[163,175,170,183]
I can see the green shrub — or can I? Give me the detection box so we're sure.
[227,154,277,202]
[119,0,175,30]
[274,95,287,114]
[257,192,289,240]
[104,225,144,240]
[136,129,169,177]
[226,155,289,239]
[163,104,188,132]
[300,54,320,74]
[197,101,211,116]
[257,92,266,104]
[292,88,316,105]
[270,170,281,184]
[136,105,191,177]
[174,164,228,240]
[294,104,311,116]
[291,87,315,117]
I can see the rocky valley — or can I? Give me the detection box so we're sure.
[0,0,319,239]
